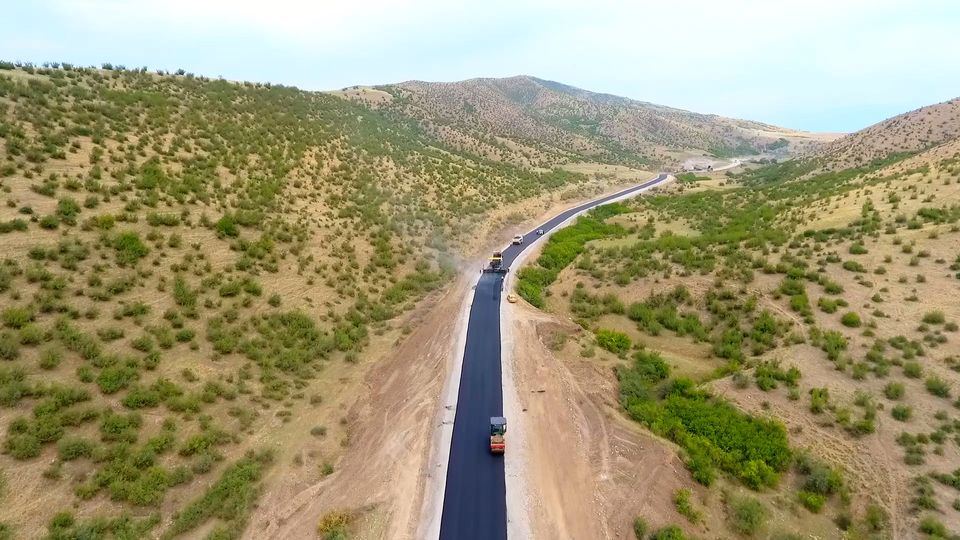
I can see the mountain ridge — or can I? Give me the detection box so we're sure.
[334,74,832,168]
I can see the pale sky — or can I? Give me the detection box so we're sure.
[2,0,959,132]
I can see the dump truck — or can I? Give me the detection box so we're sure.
[490,416,506,454]
[483,251,508,273]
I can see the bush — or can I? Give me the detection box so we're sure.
[1,307,33,329]
[673,489,701,523]
[650,525,688,540]
[633,517,649,539]
[0,333,19,361]
[113,231,149,265]
[167,450,273,537]
[316,511,351,540]
[4,433,41,459]
[903,361,922,378]
[728,495,767,535]
[797,490,825,513]
[922,311,946,325]
[919,516,948,536]
[57,437,94,461]
[884,382,905,400]
[40,347,63,369]
[596,329,631,355]
[926,376,951,398]
[891,404,912,421]
[840,312,861,328]
[620,365,791,489]
[96,365,139,394]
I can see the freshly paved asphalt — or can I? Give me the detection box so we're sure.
[438,173,669,540]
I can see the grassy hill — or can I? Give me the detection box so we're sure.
[817,97,960,170]
[0,61,621,538]
[335,75,826,169]
[515,99,960,537]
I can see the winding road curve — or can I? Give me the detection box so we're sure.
[438,173,670,540]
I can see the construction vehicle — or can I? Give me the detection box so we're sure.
[490,416,507,454]
[483,251,508,273]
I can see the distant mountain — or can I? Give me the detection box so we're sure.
[334,75,827,168]
[817,97,960,169]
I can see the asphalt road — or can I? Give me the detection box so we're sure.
[438,173,669,540]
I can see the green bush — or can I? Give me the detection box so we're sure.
[797,490,825,512]
[1,307,33,329]
[650,525,688,540]
[4,433,41,459]
[926,376,951,398]
[633,517,649,539]
[922,311,946,325]
[891,404,912,421]
[884,382,904,400]
[166,450,273,537]
[0,333,20,361]
[840,312,861,328]
[596,329,631,355]
[57,437,94,461]
[673,489,701,523]
[96,365,139,394]
[112,231,149,265]
[620,359,791,489]
[728,495,767,535]
[919,516,948,537]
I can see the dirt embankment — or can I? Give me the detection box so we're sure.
[506,305,691,538]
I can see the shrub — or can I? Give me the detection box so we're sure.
[797,490,825,513]
[922,311,946,325]
[842,260,865,272]
[818,298,838,313]
[0,333,19,361]
[596,329,631,355]
[215,214,239,237]
[57,437,94,461]
[316,511,351,540]
[99,411,142,443]
[919,516,948,537]
[728,495,767,535]
[673,489,701,523]
[809,387,830,414]
[926,376,951,398]
[884,382,905,400]
[840,312,861,328]
[891,404,912,421]
[633,517,649,539]
[113,231,149,265]
[1,307,33,329]
[864,504,888,532]
[4,433,41,459]
[166,450,273,537]
[650,526,687,540]
[903,361,922,378]
[96,365,139,394]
